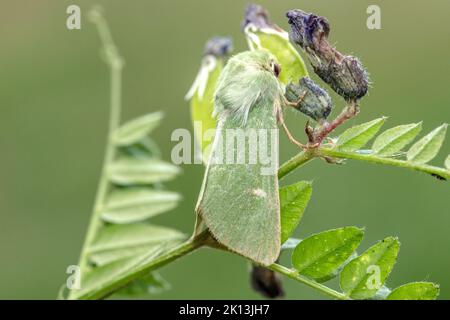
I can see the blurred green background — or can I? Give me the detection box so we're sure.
[1,0,449,299]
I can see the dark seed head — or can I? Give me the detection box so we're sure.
[286,9,330,52]
[286,9,369,101]
[203,36,233,58]
[285,77,333,122]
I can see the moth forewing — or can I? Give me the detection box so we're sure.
[195,50,283,266]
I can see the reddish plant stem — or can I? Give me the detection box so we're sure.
[313,102,359,145]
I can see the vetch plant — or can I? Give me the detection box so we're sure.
[66,5,448,300]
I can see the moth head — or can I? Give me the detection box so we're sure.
[242,50,281,78]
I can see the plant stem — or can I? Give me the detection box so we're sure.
[76,230,350,300]
[268,263,350,300]
[75,231,210,300]
[278,150,316,179]
[68,8,124,300]
[319,147,450,180]
[313,102,359,144]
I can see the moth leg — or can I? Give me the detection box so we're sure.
[284,91,307,108]
[279,117,307,149]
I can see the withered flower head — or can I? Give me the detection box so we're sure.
[242,3,284,33]
[242,3,273,30]
[286,9,330,52]
[286,9,369,101]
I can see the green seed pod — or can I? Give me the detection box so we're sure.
[242,4,309,85]
[185,36,233,163]
[286,9,369,101]
[285,77,333,122]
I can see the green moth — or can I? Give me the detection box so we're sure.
[195,50,289,266]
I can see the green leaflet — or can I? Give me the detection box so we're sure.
[340,237,400,299]
[72,253,152,299]
[101,188,181,224]
[446,155,450,169]
[292,227,363,282]
[108,158,181,186]
[186,56,223,163]
[88,224,184,266]
[372,122,422,156]
[114,272,171,297]
[89,224,185,253]
[246,30,309,85]
[113,112,164,146]
[387,282,439,300]
[90,244,160,267]
[407,124,448,164]
[335,117,386,152]
[119,137,162,160]
[279,181,312,244]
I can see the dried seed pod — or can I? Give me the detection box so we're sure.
[250,264,285,299]
[285,76,333,122]
[286,9,369,101]
[203,36,233,58]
